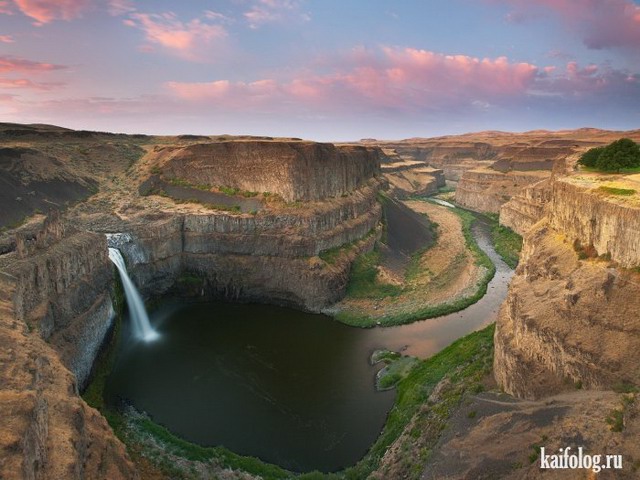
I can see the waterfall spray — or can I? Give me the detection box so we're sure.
[108,247,160,342]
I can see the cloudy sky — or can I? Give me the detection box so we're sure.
[0,0,639,140]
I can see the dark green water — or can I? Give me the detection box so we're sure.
[104,210,513,473]
[105,303,395,472]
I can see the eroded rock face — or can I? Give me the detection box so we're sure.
[455,168,550,214]
[499,178,552,236]
[0,279,136,480]
[548,179,640,269]
[1,220,115,389]
[494,178,640,399]
[159,141,381,202]
[379,148,446,198]
[110,179,383,312]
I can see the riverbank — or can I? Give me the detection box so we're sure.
[332,200,497,327]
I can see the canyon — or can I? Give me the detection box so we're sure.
[1,124,640,479]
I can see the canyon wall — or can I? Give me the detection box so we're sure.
[494,177,640,399]
[1,217,115,389]
[0,225,136,480]
[378,148,445,198]
[110,179,383,312]
[160,141,381,202]
[455,168,550,213]
[499,178,552,236]
[548,179,640,268]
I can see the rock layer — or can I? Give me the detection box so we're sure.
[111,179,383,312]
[455,168,550,213]
[160,141,381,202]
[494,177,640,399]
[0,270,136,480]
[499,178,552,236]
[0,218,115,389]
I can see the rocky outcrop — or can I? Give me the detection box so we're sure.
[499,178,552,236]
[0,216,115,388]
[379,149,445,198]
[494,176,640,399]
[455,168,550,213]
[158,141,381,202]
[548,178,640,268]
[0,270,136,480]
[108,179,383,312]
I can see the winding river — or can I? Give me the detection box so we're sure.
[104,210,513,473]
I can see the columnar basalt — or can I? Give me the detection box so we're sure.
[0,218,115,389]
[494,176,640,399]
[111,178,383,311]
[0,239,135,480]
[499,178,552,236]
[455,168,550,213]
[159,141,381,202]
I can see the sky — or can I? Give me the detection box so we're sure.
[0,0,639,140]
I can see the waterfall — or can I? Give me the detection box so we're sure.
[108,247,160,342]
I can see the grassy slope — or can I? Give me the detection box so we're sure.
[490,222,523,269]
[336,205,496,327]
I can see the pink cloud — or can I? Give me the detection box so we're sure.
[0,34,14,42]
[107,0,135,16]
[125,12,228,61]
[0,55,66,73]
[497,0,640,50]
[166,47,538,111]
[0,77,63,90]
[12,0,91,24]
[244,0,310,29]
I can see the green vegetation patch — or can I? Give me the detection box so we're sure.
[219,185,259,197]
[597,186,637,196]
[345,250,402,299]
[578,138,640,172]
[490,221,523,269]
[343,324,495,479]
[372,350,420,391]
[337,206,496,327]
[167,176,211,191]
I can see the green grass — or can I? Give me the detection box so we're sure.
[376,355,420,390]
[606,409,625,432]
[345,250,403,299]
[177,273,203,286]
[597,186,637,196]
[219,185,259,197]
[318,228,377,265]
[337,206,496,327]
[343,324,495,479]
[490,223,522,269]
[130,416,290,479]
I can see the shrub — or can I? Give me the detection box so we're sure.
[578,138,640,172]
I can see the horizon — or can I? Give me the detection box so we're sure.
[1,0,639,141]
[5,121,640,144]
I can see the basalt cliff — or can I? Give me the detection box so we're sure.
[495,174,640,399]
[2,124,640,479]
[0,126,384,479]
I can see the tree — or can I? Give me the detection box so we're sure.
[578,138,640,172]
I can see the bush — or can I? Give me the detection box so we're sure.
[578,138,640,172]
